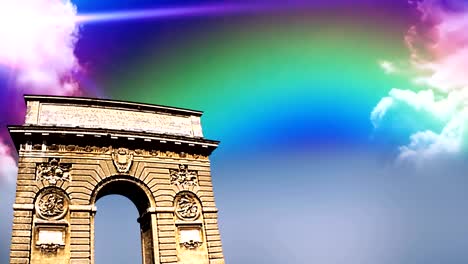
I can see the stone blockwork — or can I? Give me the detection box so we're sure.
[8,95,225,264]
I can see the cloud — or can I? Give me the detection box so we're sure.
[0,0,81,96]
[0,0,83,181]
[370,97,393,128]
[372,0,468,163]
[0,141,17,183]
[379,60,397,74]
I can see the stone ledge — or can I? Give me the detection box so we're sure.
[69,205,97,212]
[203,207,218,213]
[12,204,34,211]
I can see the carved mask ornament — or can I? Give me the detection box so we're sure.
[36,158,71,186]
[112,148,134,173]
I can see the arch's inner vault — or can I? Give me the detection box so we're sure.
[8,95,225,264]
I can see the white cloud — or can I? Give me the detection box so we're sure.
[397,108,468,163]
[0,0,81,96]
[372,0,468,164]
[0,0,82,182]
[379,60,397,74]
[370,97,393,128]
[0,142,17,183]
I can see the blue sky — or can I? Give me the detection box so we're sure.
[2,0,468,263]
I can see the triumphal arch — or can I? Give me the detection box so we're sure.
[8,95,225,264]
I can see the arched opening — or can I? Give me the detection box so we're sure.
[92,176,156,264]
[95,195,142,263]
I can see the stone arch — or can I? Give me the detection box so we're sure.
[90,174,156,215]
[90,175,159,264]
[8,95,225,264]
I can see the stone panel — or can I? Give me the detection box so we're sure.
[42,104,195,136]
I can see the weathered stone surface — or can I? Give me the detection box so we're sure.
[9,95,224,264]
[10,257,30,264]
[32,103,201,137]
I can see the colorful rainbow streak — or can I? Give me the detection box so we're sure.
[77,4,288,24]
[96,11,416,155]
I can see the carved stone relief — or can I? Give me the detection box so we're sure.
[170,164,198,186]
[36,158,71,186]
[112,148,134,173]
[35,189,68,220]
[36,229,66,255]
[182,240,202,249]
[179,228,203,249]
[39,243,62,254]
[175,193,200,221]
[27,143,209,160]
[37,103,196,137]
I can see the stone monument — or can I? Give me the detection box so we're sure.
[8,95,225,264]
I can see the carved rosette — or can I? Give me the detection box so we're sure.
[36,158,71,186]
[170,164,198,186]
[35,188,68,220]
[175,192,200,221]
[112,148,134,173]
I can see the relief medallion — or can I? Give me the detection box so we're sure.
[175,192,200,221]
[35,189,68,220]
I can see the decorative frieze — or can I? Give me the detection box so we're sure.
[64,145,110,153]
[36,159,71,186]
[25,143,209,160]
[170,164,198,186]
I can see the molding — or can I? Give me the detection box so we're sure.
[24,94,204,116]
[9,126,219,147]
[34,219,69,226]
[202,207,218,213]
[154,207,174,213]
[175,220,204,225]
[15,144,209,161]
[138,207,173,220]
[69,205,97,212]
[13,204,34,210]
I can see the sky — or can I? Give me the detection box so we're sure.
[1,0,468,263]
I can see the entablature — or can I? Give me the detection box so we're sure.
[8,125,219,156]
